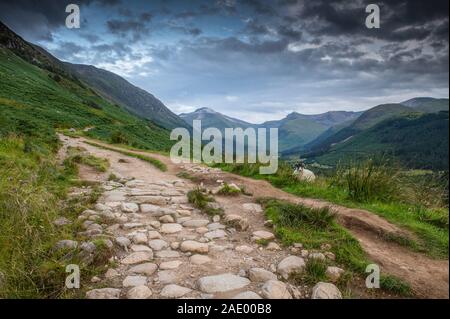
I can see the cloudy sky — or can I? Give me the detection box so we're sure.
[0,0,448,123]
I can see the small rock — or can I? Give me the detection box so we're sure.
[127,286,152,299]
[293,243,303,249]
[261,280,292,299]
[148,239,168,251]
[190,254,211,265]
[170,242,180,250]
[300,249,309,258]
[105,268,120,279]
[128,263,158,276]
[232,291,262,299]
[130,245,152,252]
[159,260,183,270]
[197,273,250,293]
[91,276,101,283]
[121,252,153,265]
[159,215,175,223]
[148,231,162,239]
[326,267,345,282]
[324,252,336,260]
[224,214,249,231]
[140,204,160,214]
[311,282,342,299]
[121,202,139,214]
[160,284,192,298]
[155,250,181,258]
[196,227,209,234]
[235,245,254,254]
[123,275,147,287]
[180,241,209,254]
[242,203,263,213]
[157,270,177,284]
[160,223,183,234]
[86,288,121,299]
[266,242,281,251]
[212,215,221,222]
[132,233,148,245]
[252,230,275,241]
[204,229,227,240]
[277,256,306,279]
[248,268,277,282]
[182,219,209,228]
[116,236,131,249]
[264,220,273,227]
[80,242,96,254]
[321,243,332,251]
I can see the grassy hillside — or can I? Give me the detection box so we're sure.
[67,63,187,130]
[311,112,449,170]
[0,48,173,152]
[263,111,360,152]
[401,97,449,113]
[302,104,419,160]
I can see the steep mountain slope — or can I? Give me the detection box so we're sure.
[264,111,361,152]
[66,63,187,129]
[301,104,417,156]
[0,21,173,152]
[401,97,449,113]
[309,112,449,170]
[179,107,254,129]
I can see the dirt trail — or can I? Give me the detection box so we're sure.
[60,135,449,299]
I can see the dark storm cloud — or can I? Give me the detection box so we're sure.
[0,0,120,41]
[0,0,447,121]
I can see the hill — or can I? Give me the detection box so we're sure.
[0,21,173,152]
[401,97,449,113]
[309,111,449,170]
[66,63,187,129]
[179,107,254,129]
[299,104,417,157]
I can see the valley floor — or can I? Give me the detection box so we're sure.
[59,134,449,299]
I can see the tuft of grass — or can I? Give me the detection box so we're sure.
[262,199,335,229]
[65,146,109,172]
[84,141,167,172]
[256,239,270,246]
[217,183,241,196]
[187,188,224,216]
[380,275,412,297]
[333,159,401,203]
[177,171,201,183]
[291,258,328,285]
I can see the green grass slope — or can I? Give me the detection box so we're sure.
[0,47,173,151]
[66,63,187,130]
[312,112,449,170]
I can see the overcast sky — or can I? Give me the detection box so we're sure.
[0,0,448,123]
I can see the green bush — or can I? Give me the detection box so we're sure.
[334,159,401,203]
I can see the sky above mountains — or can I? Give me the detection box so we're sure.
[0,0,448,123]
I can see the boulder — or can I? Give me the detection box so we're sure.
[197,273,250,293]
[311,282,342,299]
[261,280,292,299]
[277,256,306,279]
[126,286,152,299]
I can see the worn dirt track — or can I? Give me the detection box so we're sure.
[62,135,449,299]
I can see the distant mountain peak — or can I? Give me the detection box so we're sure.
[194,107,217,113]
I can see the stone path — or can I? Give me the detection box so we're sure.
[58,135,344,299]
